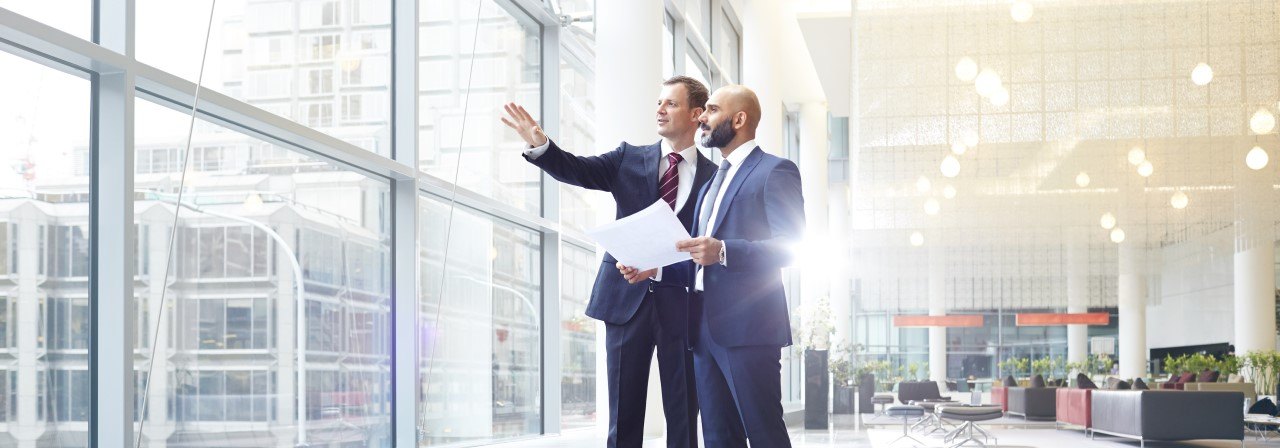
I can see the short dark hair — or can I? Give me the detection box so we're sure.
[663,75,709,110]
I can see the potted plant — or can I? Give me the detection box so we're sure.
[1218,353,1241,381]
[1031,357,1051,380]
[1015,357,1031,385]
[1243,351,1280,398]
[998,358,1018,380]
[1091,353,1114,377]
[830,342,862,414]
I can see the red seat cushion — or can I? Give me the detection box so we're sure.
[992,386,1009,412]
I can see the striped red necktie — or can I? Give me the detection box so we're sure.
[659,152,683,210]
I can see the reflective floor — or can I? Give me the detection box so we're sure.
[528,414,1280,447]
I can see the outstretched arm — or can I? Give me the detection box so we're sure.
[501,102,549,148]
[502,102,624,191]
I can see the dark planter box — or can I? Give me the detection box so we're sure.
[857,373,876,414]
[832,385,855,414]
[805,349,829,429]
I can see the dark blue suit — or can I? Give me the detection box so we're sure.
[524,139,714,448]
[685,147,804,448]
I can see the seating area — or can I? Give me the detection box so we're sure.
[858,376,1255,447]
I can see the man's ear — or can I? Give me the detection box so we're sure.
[690,107,705,122]
[734,111,747,129]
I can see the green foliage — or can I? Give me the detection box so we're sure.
[1161,353,1240,379]
[1065,360,1088,376]
[1219,354,1241,376]
[1243,351,1280,397]
[1030,358,1051,378]
[828,342,865,387]
[1089,354,1114,376]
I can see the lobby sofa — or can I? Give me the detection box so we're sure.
[1090,390,1243,446]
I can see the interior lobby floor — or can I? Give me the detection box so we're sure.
[518,414,1280,447]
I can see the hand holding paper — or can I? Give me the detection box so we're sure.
[586,200,693,271]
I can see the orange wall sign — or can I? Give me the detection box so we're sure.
[892,315,984,328]
[1015,312,1110,326]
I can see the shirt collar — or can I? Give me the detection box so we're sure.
[661,140,698,163]
[722,139,756,167]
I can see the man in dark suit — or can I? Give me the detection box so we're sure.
[675,85,805,448]
[501,76,715,448]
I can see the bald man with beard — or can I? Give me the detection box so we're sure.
[672,85,805,447]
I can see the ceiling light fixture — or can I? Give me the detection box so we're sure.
[916,176,932,193]
[1127,146,1146,165]
[975,69,1001,98]
[1192,62,1214,86]
[943,185,957,199]
[1250,108,1276,134]
[910,231,924,247]
[1138,160,1154,177]
[1246,146,1269,170]
[1110,228,1126,243]
[940,155,961,178]
[1075,172,1090,188]
[1010,1,1034,23]
[924,198,941,215]
[1100,212,1116,230]
[1171,190,1189,209]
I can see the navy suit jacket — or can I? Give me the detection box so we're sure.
[524,139,716,325]
[686,147,805,348]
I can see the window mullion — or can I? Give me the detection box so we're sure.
[539,20,563,436]
[91,26,136,448]
[390,0,419,445]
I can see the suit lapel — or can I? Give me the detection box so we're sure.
[709,147,762,238]
[644,141,661,202]
[680,152,716,217]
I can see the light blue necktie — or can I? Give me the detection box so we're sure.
[697,160,732,236]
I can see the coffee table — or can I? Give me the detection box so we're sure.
[1245,414,1280,441]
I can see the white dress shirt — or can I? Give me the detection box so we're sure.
[695,139,756,292]
[525,139,698,281]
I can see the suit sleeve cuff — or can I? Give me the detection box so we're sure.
[524,140,552,159]
[653,268,663,282]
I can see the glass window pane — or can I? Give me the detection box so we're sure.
[419,197,542,444]
[715,10,739,84]
[685,47,710,87]
[224,226,252,278]
[0,0,91,41]
[684,0,709,42]
[133,99,391,446]
[663,13,675,79]
[558,56,610,234]
[418,0,543,213]
[0,50,90,441]
[560,243,597,430]
[136,0,392,155]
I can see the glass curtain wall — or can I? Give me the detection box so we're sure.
[0,0,611,445]
[0,48,91,448]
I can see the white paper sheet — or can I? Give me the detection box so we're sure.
[585,200,693,271]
